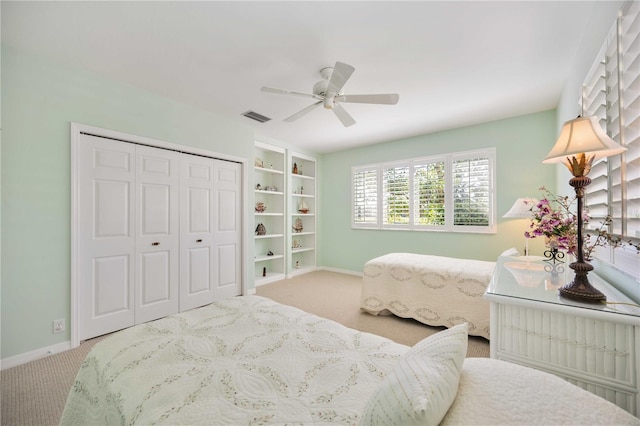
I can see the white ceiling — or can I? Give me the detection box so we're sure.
[3,1,600,153]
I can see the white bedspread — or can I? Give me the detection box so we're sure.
[361,253,494,338]
[60,295,639,425]
[60,295,406,425]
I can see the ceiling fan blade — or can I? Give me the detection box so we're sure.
[284,101,322,122]
[332,103,356,127]
[261,86,318,100]
[327,61,355,96]
[336,93,399,105]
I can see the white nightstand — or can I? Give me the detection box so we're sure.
[485,255,640,416]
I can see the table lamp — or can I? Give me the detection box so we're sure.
[503,197,538,256]
[542,116,626,303]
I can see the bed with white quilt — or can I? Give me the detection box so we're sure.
[360,253,495,339]
[60,295,638,425]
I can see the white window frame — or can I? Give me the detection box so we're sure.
[351,148,497,233]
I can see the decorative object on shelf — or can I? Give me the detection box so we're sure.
[267,250,274,256]
[262,266,266,277]
[300,185,304,194]
[292,239,301,249]
[255,157,264,168]
[295,260,300,269]
[267,185,277,192]
[298,199,309,214]
[255,183,262,190]
[543,237,565,264]
[542,115,627,303]
[255,223,266,236]
[292,162,298,174]
[503,197,538,256]
[293,218,303,233]
[255,202,266,213]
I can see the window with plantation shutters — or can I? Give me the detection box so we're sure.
[382,164,410,226]
[452,155,491,227]
[351,148,496,233]
[413,160,445,227]
[352,167,378,227]
[583,1,639,277]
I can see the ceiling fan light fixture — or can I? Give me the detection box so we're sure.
[261,61,399,127]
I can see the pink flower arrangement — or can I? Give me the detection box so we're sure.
[523,187,638,261]
[524,187,578,256]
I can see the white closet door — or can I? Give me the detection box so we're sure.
[77,134,136,340]
[179,154,216,311]
[213,159,242,299]
[134,145,180,323]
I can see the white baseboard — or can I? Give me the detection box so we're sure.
[317,266,363,277]
[1,340,72,371]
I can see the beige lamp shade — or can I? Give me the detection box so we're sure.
[543,116,626,164]
[503,198,538,219]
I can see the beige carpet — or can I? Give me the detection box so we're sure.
[1,270,488,425]
[255,270,490,356]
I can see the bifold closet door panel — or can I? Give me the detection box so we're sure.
[213,159,242,300]
[179,154,216,311]
[134,145,180,324]
[77,134,136,340]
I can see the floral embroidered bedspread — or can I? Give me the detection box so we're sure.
[360,253,495,339]
[60,296,407,425]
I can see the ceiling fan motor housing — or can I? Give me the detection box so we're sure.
[313,79,329,96]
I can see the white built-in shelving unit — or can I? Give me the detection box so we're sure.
[254,142,286,285]
[288,152,317,276]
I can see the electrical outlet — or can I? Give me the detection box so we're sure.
[53,319,65,333]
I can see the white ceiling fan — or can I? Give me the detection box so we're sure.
[261,61,399,127]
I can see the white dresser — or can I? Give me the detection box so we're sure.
[485,256,640,416]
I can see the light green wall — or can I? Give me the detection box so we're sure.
[1,46,255,359]
[318,110,557,272]
[2,0,629,361]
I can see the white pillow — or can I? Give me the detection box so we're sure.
[359,323,468,426]
[500,247,519,257]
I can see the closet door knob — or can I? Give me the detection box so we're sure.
[151,242,160,246]
[196,239,203,243]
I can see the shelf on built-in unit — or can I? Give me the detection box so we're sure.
[291,247,315,254]
[291,231,314,236]
[255,166,284,175]
[255,272,286,286]
[291,193,314,198]
[255,189,284,196]
[255,254,284,262]
[292,213,315,217]
[291,173,315,180]
[255,212,284,217]
[255,234,284,239]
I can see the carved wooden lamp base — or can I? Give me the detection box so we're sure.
[559,261,606,303]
